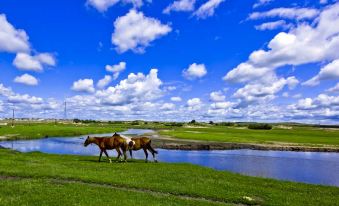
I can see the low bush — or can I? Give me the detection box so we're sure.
[248,123,272,130]
[164,122,184,127]
[216,122,235,126]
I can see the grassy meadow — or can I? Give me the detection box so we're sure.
[0,149,338,206]
[159,125,339,147]
[0,120,339,148]
[0,121,127,140]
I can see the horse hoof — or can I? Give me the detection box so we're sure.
[154,160,158,163]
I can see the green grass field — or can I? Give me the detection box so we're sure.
[0,122,127,139]
[159,126,339,147]
[0,149,338,206]
[1,121,339,147]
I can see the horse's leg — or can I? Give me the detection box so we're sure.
[121,146,127,162]
[123,150,127,162]
[147,145,157,163]
[98,149,103,162]
[129,149,133,159]
[115,148,122,162]
[143,148,148,163]
[103,150,112,163]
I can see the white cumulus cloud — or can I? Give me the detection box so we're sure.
[72,79,95,93]
[210,101,233,109]
[210,91,225,102]
[233,77,299,106]
[0,14,30,53]
[8,94,43,105]
[86,0,143,12]
[223,63,273,83]
[187,98,202,111]
[193,0,224,19]
[255,20,293,31]
[14,74,39,86]
[182,63,207,80]
[327,83,339,93]
[160,103,176,110]
[96,69,162,105]
[0,83,14,97]
[112,10,172,53]
[0,14,56,73]
[253,0,274,8]
[249,7,320,20]
[171,96,182,102]
[97,75,112,89]
[106,61,126,79]
[288,94,339,111]
[163,0,196,14]
[224,3,339,105]
[13,52,56,72]
[303,59,339,86]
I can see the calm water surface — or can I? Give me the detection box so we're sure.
[1,129,338,187]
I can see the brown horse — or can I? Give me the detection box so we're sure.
[115,133,158,162]
[83,133,128,162]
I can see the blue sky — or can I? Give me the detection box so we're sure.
[0,0,339,123]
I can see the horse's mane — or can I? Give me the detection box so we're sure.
[112,132,120,137]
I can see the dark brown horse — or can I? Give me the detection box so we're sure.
[115,133,158,162]
[83,133,128,162]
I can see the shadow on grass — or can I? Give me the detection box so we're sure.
[78,158,157,164]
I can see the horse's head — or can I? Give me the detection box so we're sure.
[84,136,91,147]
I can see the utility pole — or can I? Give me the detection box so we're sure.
[11,108,14,127]
[64,101,67,120]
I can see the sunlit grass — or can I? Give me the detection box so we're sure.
[159,126,339,146]
[0,149,338,205]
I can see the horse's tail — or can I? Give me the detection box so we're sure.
[147,139,158,154]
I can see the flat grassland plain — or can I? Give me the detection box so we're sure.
[0,121,339,205]
[158,125,339,147]
[0,149,338,206]
[1,121,339,147]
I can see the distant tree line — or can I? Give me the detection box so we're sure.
[72,118,273,130]
[73,119,99,124]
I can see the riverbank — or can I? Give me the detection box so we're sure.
[150,135,339,152]
[158,126,339,149]
[0,149,338,205]
[1,122,339,152]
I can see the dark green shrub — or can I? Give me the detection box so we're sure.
[248,123,272,130]
[164,122,184,127]
[189,119,196,124]
[131,121,139,125]
[216,122,235,126]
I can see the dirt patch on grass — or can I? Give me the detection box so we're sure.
[183,125,208,128]
[276,125,293,130]
[0,136,8,140]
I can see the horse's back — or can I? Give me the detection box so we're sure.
[132,136,151,146]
